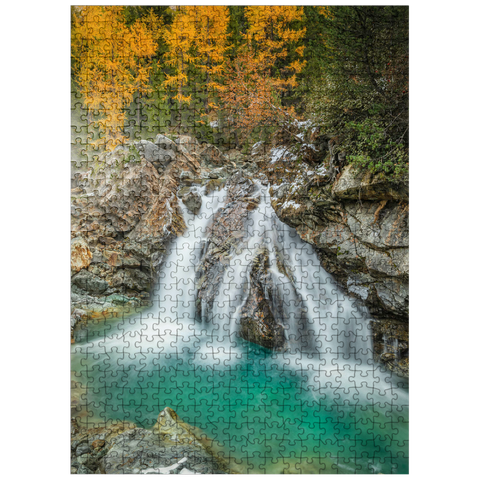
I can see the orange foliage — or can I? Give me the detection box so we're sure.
[72,6,160,150]
[219,6,306,136]
[163,6,229,106]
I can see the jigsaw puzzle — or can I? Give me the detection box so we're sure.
[71,5,409,474]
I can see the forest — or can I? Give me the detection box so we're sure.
[71,5,408,178]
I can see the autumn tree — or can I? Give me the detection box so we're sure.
[218,6,306,140]
[194,6,230,113]
[162,6,229,111]
[130,9,164,129]
[72,6,159,150]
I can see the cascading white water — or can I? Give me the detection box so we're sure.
[86,181,399,391]
[197,181,385,401]
[198,183,371,359]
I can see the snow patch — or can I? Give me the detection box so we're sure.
[290,182,302,193]
[294,119,313,129]
[270,146,296,164]
[282,200,302,210]
[140,457,188,474]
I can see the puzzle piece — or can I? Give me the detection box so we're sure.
[71,5,409,475]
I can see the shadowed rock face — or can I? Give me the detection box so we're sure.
[239,248,286,350]
[270,170,408,320]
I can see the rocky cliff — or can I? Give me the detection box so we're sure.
[71,135,202,331]
[71,133,409,376]
[265,146,409,377]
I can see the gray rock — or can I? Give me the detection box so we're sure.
[76,464,93,474]
[76,443,91,456]
[111,268,150,292]
[154,133,178,151]
[72,270,109,294]
[199,144,225,167]
[347,274,374,301]
[173,135,201,154]
[135,139,176,173]
[374,279,409,317]
[183,191,202,215]
[251,141,267,156]
[87,408,229,475]
[77,453,95,471]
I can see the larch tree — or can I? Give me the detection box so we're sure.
[192,6,230,112]
[162,6,229,114]
[72,6,159,150]
[131,10,165,129]
[218,6,306,139]
[162,7,196,106]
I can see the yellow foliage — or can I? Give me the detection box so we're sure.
[72,6,160,150]
[162,6,229,106]
[219,6,306,135]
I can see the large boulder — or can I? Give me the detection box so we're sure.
[135,134,178,173]
[182,191,202,214]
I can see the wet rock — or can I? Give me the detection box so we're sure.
[177,186,191,198]
[205,178,226,195]
[239,248,286,350]
[371,319,409,377]
[183,191,202,215]
[195,177,254,321]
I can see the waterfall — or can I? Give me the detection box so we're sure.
[198,182,374,365]
[81,181,400,387]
